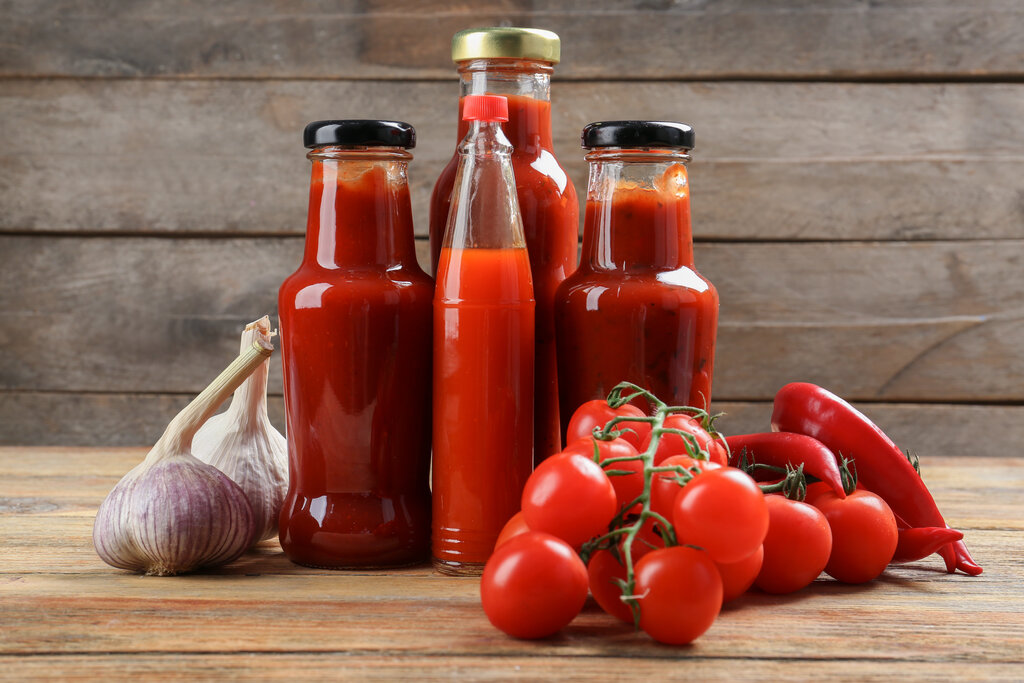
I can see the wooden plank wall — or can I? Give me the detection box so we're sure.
[1,1,1023,454]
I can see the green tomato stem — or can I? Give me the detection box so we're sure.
[584,382,722,629]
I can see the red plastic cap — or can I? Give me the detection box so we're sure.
[462,95,509,122]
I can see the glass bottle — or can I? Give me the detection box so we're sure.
[555,121,719,423]
[433,95,535,576]
[429,27,578,462]
[278,120,432,568]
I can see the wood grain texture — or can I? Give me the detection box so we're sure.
[2,0,1022,462]
[2,236,1021,401]
[3,1,1023,79]
[2,80,1023,240]
[0,448,1020,680]
[0,656,1020,683]
[0,393,287,448]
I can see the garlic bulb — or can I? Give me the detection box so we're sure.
[193,316,288,545]
[93,336,273,576]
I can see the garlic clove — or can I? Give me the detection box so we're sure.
[193,316,288,544]
[93,335,271,575]
[93,462,147,572]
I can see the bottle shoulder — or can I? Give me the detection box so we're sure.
[558,266,718,301]
[511,149,577,200]
[280,266,434,310]
[436,145,576,196]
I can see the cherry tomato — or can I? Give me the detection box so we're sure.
[481,532,589,639]
[812,490,898,584]
[672,467,769,564]
[715,545,763,603]
[649,454,721,520]
[522,451,617,548]
[803,481,834,507]
[755,495,832,594]
[587,549,633,623]
[642,414,727,466]
[634,546,723,645]
[494,511,531,549]
[562,437,644,513]
[567,400,651,450]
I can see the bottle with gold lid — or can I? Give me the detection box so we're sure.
[428,27,579,465]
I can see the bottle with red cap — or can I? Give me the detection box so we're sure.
[432,94,536,575]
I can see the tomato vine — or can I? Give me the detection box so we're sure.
[579,381,718,624]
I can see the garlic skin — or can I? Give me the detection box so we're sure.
[94,457,255,576]
[93,336,272,576]
[193,316,288,545]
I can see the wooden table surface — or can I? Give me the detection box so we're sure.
[2,447,1022,681]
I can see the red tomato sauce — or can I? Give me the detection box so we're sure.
[432,246,535,571]
[278,160,433,568]
[555,178,718,422]
[430,94,578,462]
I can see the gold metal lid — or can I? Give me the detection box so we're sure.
[451,27,561,64]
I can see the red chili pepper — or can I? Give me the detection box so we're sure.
[893,526,964,563]
[725,432,846,499]
[771,382,981,576]
[951,537,983,575]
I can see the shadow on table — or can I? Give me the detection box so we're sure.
[208,541,435,576]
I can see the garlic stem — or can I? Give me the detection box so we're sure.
[232,318,274,430]
[150,339,273,464]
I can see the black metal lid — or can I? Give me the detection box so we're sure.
[303,120,416,149]
[582,121,694,150]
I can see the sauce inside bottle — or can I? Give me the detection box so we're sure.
[278,121,432,568]
[433,95,535,575]
[555,121,719,423]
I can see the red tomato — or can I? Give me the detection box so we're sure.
[642,414,727,466]
[634,546,723,645]
[672,467,769,564]
[480,532,589,639]
[562,437,644,513]
[494,511,531,549]
[812,490,898,584]
[587,549,633,623]
[567,400,651,450]
[755,496,833,594]
[522,452,617,548]
[803,481,834,507]
[715,545,763,603]
[649,454,721,520]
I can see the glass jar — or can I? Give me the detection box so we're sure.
[555,121,719,423]
[278,120,433,568]
[428,27,578,463]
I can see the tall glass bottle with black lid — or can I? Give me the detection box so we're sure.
[278,120,432,568]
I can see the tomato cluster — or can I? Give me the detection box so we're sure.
[479,382,918,645]
[481,386,772,644]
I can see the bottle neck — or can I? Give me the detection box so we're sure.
[581,149,695,271]
[443,121,525,252]
[303,146,419,270]
[454,59,554,152]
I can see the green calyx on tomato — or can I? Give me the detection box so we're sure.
[482,382,768,642]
